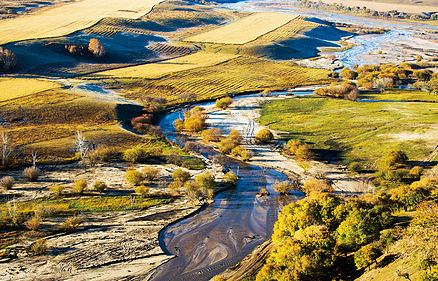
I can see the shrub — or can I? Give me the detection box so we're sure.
[215,97,234,109]
[255,129,274,143]
[89,147,119,163]
[287,139,314,160]
[0,176,14,190]
[239,149,253,162]
[125,169,143,186]
[383,149,408,169]
[168,180,183,194]
[303,178,334,195]
[340,67,357,80]
[135,185,150,198]
[0,47,17,71]
[88,38,106,58]
[230,146,244,157]
[93,181,107,193]
[142,166,159,182]
[223,171,239,185]
[59,217,83,232]
[23,167,40,182]
[195,172,216,199]
[202,128,223,142]
[29,238,47,255]
[25,217,41,231]
[172,168,191,183]
[50,185,64,197]
[73,179,87,195]
[123,148,147,163]
[348,162,363,173]
[274,181,294,195]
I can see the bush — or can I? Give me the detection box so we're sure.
[168,180,183,194]
[0,176,14,190]
[50,185,64,197]
[93,181,107,193]
[223,171,239,185]
[202,128,223,142]
[73,179,87,194]
[89,147,119,163]
[25,217,40,231]
[340,67,357,80]
[29,238,47,255]
[135,185,150,198]
[274,181,294,195]
[348,162,363,173]
[125,169,143,185]
[195,172,216,199]
[23,167,40,182]
[59,217,83,231]
[287,139,314,160]
[239,149,253,162]
[215,97,234,109]
[142,166,159,182]
[383,149,408,169]
[172,168,191,183]
[255,129,274,143]
[123,148,147,163]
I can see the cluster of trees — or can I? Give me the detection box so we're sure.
[131,97,166,136]
[257,179,394,280]
[65,38,106,59]
[174,106,208,133]
[314,81,359,101]
[297,0,436,20]
[286,139,314,160]
[216,130,252,161]
[0,47,17,72]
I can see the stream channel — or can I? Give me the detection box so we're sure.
[146,2,437,280]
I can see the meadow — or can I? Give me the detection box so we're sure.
[360,89,438,102]
[184,13,298,45]
[96,52,239,78]
[0,0,163,45]
[0,78,61,102]
[259,97,438,166]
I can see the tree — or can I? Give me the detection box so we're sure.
[75,131,88,159]
[274,181,294,195]
[340,67,357,80]
[202,128,223,142]
[255,129,274,143]
[195,172,215,199]
[215,97,233,109]
[0,47,17,71]
[354,242,382,269]
[88,38,106,58]
[172,168,191,183]
[1,131,12,165]
[223,171,239,185]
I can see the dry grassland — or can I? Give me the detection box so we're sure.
[95,52,239,78]
[319,0,438,13]
[0,0,163,45]
[0,78,61,101]
[184,12,298,45]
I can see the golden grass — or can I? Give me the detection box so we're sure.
[0,78,61,102]
[95,52,239,78]
[184,12,298,45]
[0,0,163,45]
[117,56,331,102]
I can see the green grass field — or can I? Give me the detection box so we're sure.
[361,89,438,102]
[259,97,438,165]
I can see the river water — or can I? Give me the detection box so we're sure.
[146,2,434,280]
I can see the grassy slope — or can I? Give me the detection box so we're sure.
[0,78,61,101]
[258,97,438,165]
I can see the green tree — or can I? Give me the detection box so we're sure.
[354,242,382,269]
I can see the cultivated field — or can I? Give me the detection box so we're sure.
[0,0,163,45]
[259,97,438,165]
[0,78,61,101]
[184,12,298,45]
[96,52,239,78]
[115,56,331,102]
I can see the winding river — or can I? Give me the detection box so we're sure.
[145,2,438,280]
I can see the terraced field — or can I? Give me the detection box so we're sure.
[95,52,239,79]
[0,78,62,101]
[119,56,331,102]
[0,0,163,45]
[184,12,299,45]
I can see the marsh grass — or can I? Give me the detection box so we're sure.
[259,97,438,165]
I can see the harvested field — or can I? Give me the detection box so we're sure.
[116,56,331,102]
[0,78,61,101]
[184,12,298,45]
[0,0,163,45]
[95,52,239,78]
